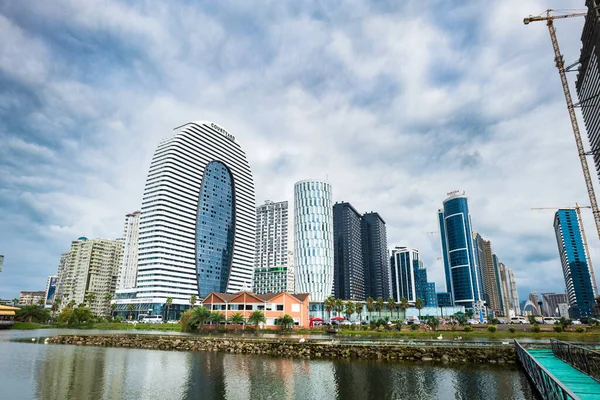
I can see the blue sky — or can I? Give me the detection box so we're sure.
[0,1,595,301]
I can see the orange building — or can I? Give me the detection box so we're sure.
[201,291,310,329]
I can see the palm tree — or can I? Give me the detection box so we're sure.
[67,300,76,309]
[128,303,135,320]
[366,297,375,322]
[51,302,60,321]
[355,302,363,322]
[248,310,266,331]
[12,298,19,307]
[344,301,355,321]
[210,311,226,326]
[387,297,396,320]
[335,298,344,317]
[110,303,117,319]
[276,314,295,330]
[399,297,409,321]
[375,297,384,319]
[165,297,173,321]
[103,293,113,317]
[228,312,245,330]
[84,293,96,309]
[37,298,46,307]
[415,298,424,319]
[187,306,211,331]
[189,295,197,308]
[324,296,335,322]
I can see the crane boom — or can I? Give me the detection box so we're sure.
[524,10,600,297]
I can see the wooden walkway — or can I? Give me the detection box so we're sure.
[528,349,600,400]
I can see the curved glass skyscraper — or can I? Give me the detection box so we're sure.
[438,192,481,310]
[294,180,333,302]
[134,121,256,311]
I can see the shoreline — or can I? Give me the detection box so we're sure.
[46,334,518,364]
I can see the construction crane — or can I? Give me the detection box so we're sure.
[524,10,600,250]
[531,203,598,295]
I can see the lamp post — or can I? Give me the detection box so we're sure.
[538,301,543,317]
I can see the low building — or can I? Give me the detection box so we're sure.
[19,291,46,305]
[201,291,310,328]
[0,305,19,329]
[253,266,294,294]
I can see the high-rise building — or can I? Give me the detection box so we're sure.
[498,263,511,317]
[541,293,569,317]
[362,212,391,300]
[389,247,437,306]
[437,292,453,307]
[54,252,70,301]
[554,209,596,318]
[577,2,600,184]
[253,266,294,294]
[255,200,289,269]
[480,240,502,315]
[492,254,506,316]
[333,202,365,300]
[58,237,123,315]
[438,192,482,309]
[508,268,521,316]
[122,121,255,318]
[294,180,333,302]
[116,211,141,290]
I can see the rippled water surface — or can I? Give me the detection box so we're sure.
[0,329,537,399]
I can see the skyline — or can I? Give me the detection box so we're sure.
[0,1,597,301]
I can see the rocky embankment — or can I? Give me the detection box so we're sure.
[46,335,516,364]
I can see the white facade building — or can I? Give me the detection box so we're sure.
[116,211,141,290]
[508,268,521,316]
[125,121,255,317]
[294,179,333,302]
[255,200,289,269]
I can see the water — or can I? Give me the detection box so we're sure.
[0,329,537,399]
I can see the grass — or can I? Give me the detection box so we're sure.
[12,322,52,330]
[11,322,182,331]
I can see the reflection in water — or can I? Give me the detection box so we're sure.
[0,338,537,400]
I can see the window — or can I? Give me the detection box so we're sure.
[291,304,300,312]
[276,304,284,311]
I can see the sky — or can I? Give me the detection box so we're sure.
[0,0,596,302]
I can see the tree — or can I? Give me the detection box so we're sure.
[366,297,375,321]
[12,298,19,307]
[248,310,266,331]
[387,298,396,320]
[276,314,295,330]
[186,306,211,331]
[37,298,46,307]
[128,303,135,320]
[527,315,537,325]
[110,303,117,319]
[67,300,76,309]
[103,293,113,317]
[375,297,384,318]
[355,302,363,321]
[51,302,60,321]
[557,317,572,331]
[16,305,50,323]
[415,298,424,318]
[190,295,197,308]
[84,293,96,310]
[345,301,355,320]
[165,297,173,321]
[324,296,335,322]
[428,316,440,331]
[210,311,226,326]
[399,297,409,320]
[228,312,245,330]
[335,298,344,317]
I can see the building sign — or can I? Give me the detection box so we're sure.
[210,123,236,142]
[447,190,461,196]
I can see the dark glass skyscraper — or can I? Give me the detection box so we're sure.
[553,209,595,318]
[362,212,391,300]
[389,246,437,307]
[333,202,365,300]
[438,192,482,310]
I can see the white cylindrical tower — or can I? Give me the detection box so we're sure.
[294,179,333,302]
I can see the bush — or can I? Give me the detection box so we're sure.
[508,326,516,333]
[553,325,563,333]
[114,316,123,323]
[576,327,585,333]
[532,324,541,333]
[464,325,473,332]
[487,325,497,333]
[410,324,418,331]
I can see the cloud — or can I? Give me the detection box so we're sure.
[0,0,592,302]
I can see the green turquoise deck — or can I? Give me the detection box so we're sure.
[528,349,600,399]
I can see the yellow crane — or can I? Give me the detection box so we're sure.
[524,10,600,250]
[531,204,598,295]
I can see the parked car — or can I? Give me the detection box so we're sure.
[510,317,528,324]
[466,319,479,325]
[142,315,163,324]
[497,319,507,324]
[340,320,352,326]
[543,317,557,325]
[167,320,179,324]
[572,320,582,325]
[124,319,138,324]
[404,317,421,325]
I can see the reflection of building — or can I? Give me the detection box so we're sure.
[58,237,123,315]
[294,180,333,302]
[45,276,58,306]
[116,211,140,290]
[554,209,595,318]
[333,202,365,301]
[438,192,482,309]
[541,293,568,317]
[202,291,310,328]
[19,291,46,305]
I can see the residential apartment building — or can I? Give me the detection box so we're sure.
[554,209,595,318]
[19,291,46,305]
[253,266,294,295]
[201,291,310,328]
[362,212,391,300]
[116,211,141,290]
[332,202,365,301]
[390,247,437,306]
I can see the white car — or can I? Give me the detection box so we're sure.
[142,315,163,324]
[510,317,528,324]
[340,320,352,326]
[466,319,479,325]
[572,320,582,325]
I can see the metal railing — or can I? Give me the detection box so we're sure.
[515,340,579,400]
[551,339,600,383]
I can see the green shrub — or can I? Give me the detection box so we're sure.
[508,326,516,333]
[410,324,418,331]
[464,325,473,332]
[553,325,563,333]
[532,324,541,333]
[487,325,497,333]
[576,327,585,333]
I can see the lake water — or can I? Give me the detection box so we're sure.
[0,329,537,399]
